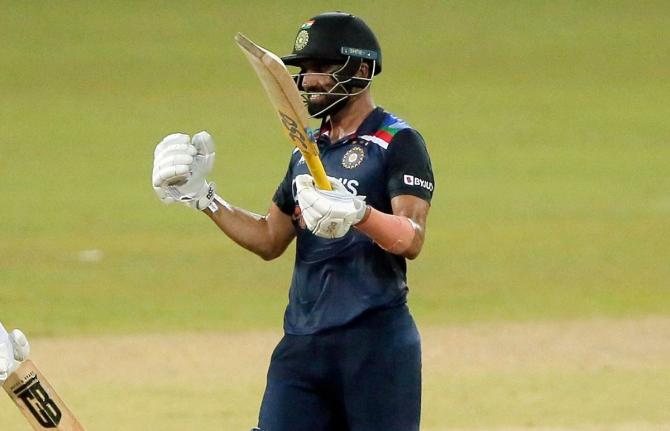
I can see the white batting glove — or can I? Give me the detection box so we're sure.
[0,323,30,383]
[152,131,217,211]
[295,174,367,239]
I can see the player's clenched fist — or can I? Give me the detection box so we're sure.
[152,131,217,211]
[0,322,29,383]
[295,174,368,239]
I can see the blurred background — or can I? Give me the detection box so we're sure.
[1,1,669,430]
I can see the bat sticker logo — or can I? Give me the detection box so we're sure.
[279,111,309,152]
[13,374,62,428]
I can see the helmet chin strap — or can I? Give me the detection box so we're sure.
[293,58,376,119]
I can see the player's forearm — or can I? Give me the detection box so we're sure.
[355,207,426,259]
[204,199,293,260]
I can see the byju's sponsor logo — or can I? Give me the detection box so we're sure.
[403,174,434,192]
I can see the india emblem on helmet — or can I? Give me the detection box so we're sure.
[294,30,309,51]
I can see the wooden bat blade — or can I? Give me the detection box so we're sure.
[234,32,332,190]
[3,360,86,431]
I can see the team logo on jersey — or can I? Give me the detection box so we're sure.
[342,146,365,169]
[294,30,309,51]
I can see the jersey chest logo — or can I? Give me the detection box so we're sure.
[342,145,365,169]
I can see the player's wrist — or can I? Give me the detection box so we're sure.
[354,204,371,225]
[187,182,216,211]
[203,194,233,214]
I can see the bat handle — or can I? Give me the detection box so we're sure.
[304,153,332,190]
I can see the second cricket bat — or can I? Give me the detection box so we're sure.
[3,360,86,431]
[235,33,332,190]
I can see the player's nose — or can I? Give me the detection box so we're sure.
[301,72,321,91]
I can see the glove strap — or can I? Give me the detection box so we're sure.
[192,183,217,211]
[206,194,233,213]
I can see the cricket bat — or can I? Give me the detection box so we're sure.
[234,33,332,190]
[3,360,86,431]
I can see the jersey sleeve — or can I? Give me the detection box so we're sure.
[386,128,435,203]
[272,153,296,215]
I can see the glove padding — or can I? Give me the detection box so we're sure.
[152,131,216,210]
[0,323,30,383]
[295,174,367,239]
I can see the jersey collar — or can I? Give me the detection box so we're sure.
[317,107,385,146]
[355,106,386,137]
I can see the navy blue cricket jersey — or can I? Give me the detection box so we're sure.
[273,107,435,335]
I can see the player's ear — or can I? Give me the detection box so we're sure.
[356,62,370,79]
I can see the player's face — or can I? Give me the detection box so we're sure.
[299,61,347,117]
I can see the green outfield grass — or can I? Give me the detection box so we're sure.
[1,2,670,428]
[2,0,668,335]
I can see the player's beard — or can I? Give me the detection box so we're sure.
[305,90,349,119]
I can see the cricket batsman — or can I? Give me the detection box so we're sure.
[152,12,434,431]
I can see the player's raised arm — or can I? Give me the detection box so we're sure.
[151,132,295,260]
[204,202,295,261]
